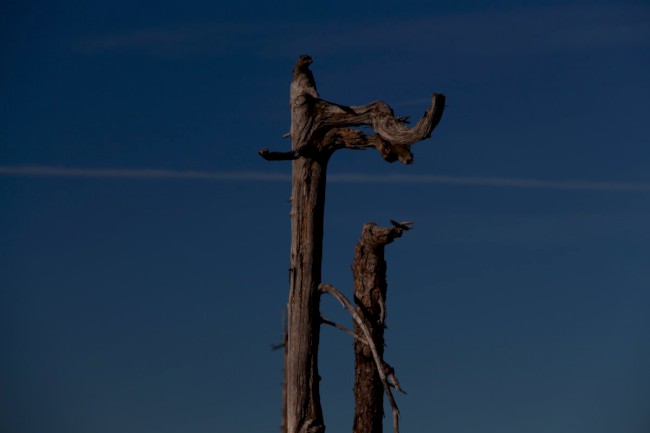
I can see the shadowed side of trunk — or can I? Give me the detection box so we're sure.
[352,223,405,433]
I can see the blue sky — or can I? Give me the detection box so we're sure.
[1,1,649,432]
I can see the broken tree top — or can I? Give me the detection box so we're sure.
[259,54,445,164]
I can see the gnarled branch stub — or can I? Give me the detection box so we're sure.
[260,54,445,164]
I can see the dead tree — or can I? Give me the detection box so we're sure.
[352,222,410,433]
[260,54,445,433]
[317,221,410,433]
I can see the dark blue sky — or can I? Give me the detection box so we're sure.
[1,1,649,432]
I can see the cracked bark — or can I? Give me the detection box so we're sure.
[353,223,406,433]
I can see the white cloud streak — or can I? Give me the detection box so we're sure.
[2,165,649,192]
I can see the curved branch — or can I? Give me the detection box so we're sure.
[260,55,445,165]
[321,128,405,164]
[319,283,402,433]
[376,93,445,145]
[316,94,445,164]
[317,93,445,145]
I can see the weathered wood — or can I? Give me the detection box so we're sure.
[319,282,402,433]
[261,54,445,433]
[316,94,445,164]
[352,223,407,433]
[281,54,445,166]
[286,154,328,433]
[285,55,327,433]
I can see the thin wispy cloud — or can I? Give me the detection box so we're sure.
[274,3,650,59]
[2,165,649,192]
[75,4,649,59]
[75,22,282,58]
[75,22,272,58]
[328,173,650,192]
[0,165,289,181]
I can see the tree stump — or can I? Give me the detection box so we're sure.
[353,222,408,433]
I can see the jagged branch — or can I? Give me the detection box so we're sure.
[320,314,405,394]
[259,143,317,161]
[320,316,368,343]
[259,148,301,161]
[319,283,402,433]
[260,95,444,165]
[316,93,445,146]
[317,94,444,164]
[382,361,406,394]
[360,221,411,246]
[259,55,445,165]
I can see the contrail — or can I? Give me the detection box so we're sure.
[1,165,649,192]
[0,165,290,181]
[328,173,650,191]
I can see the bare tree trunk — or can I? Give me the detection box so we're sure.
[284,55,330,433]
[286,155,329,433]
[352,223,406,433]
